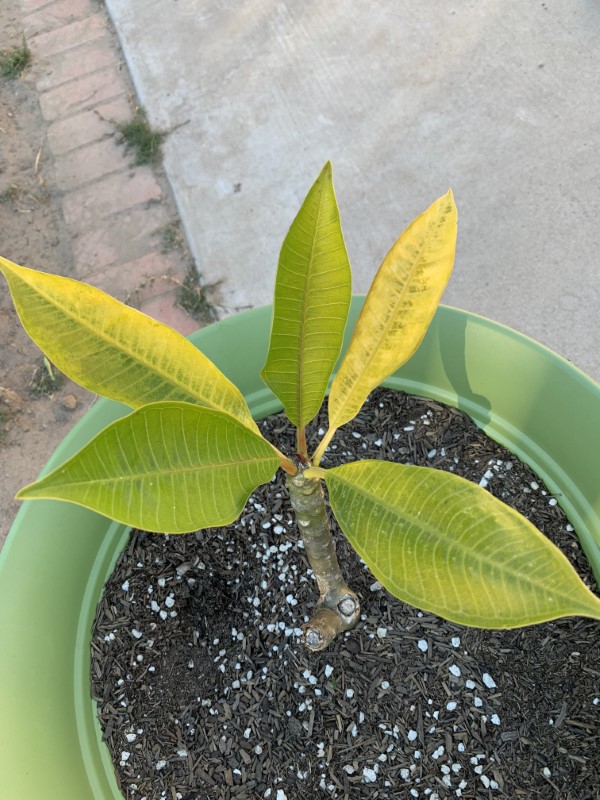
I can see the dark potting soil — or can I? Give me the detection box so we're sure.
[91,388,600,800]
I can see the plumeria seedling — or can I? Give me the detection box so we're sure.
[2,162,599,650]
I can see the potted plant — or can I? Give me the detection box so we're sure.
[0,165,598,799]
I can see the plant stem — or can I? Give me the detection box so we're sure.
[287,467,360,650]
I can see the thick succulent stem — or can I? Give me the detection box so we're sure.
[287,467,360,650]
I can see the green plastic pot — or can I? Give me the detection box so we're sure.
[1,300,599,800]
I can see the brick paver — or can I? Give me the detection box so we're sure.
[18,0,199,335]
[28,14,106,59]
[62,168,163,227]
[46,96,131,154]
[22,0,57,11]
[36,40,116,91]
[73,204,172,274]
[39,65,124,120]
[22,0,96,38]
[54,136,129,190]
[88,252,186,306]
[140,294,200,336]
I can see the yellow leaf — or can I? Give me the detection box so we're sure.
[326,460,600,627]
[324,191,457,446]
[0,257,256,430]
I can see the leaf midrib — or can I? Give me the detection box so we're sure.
[294,186,327,425]
[19,273,218,406]
[37,453,278,489]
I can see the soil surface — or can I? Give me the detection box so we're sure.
[0,1,92,546]
[92,388,600,800]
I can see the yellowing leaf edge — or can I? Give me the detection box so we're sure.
[314,191,457,462]
[0,256,257,432]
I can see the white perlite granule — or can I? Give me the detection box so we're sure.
[362,767,377,783]
[482,672,497,689]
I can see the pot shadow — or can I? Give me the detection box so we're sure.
[438,312,492,427]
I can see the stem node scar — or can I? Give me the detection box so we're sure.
[337,594,358,619]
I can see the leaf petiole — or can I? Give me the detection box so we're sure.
[296,426,308,461]
[312,426,337,466]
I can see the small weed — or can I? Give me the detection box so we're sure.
[160,221,184,254]
[117,110,165,166]
[0,185,20,204]
[0,184,48,208]
[177,268,219,322]
[0,42,31,79]
[29,356,65,398]
[123,274,158,308]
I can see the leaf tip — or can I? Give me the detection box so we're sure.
[320,160,333,179]
[0,255,17,280]
[15,474,53,501]
[15,485,33,501]
[444,188,457,215]
[433,189,457,230]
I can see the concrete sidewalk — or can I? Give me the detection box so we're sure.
[103,0,600,383]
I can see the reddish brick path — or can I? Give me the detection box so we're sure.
[20,0,200,335]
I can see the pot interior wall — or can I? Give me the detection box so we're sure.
[1,300,598,799]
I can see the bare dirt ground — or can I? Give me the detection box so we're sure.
[0,1,96,547]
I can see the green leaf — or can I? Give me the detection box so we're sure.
[18,403,279,533]
[261,162,351,428]
[325,460,600,627]
[0,257,257,431]
[327,191,457,435]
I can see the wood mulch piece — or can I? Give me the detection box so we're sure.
[91,388,600,800]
